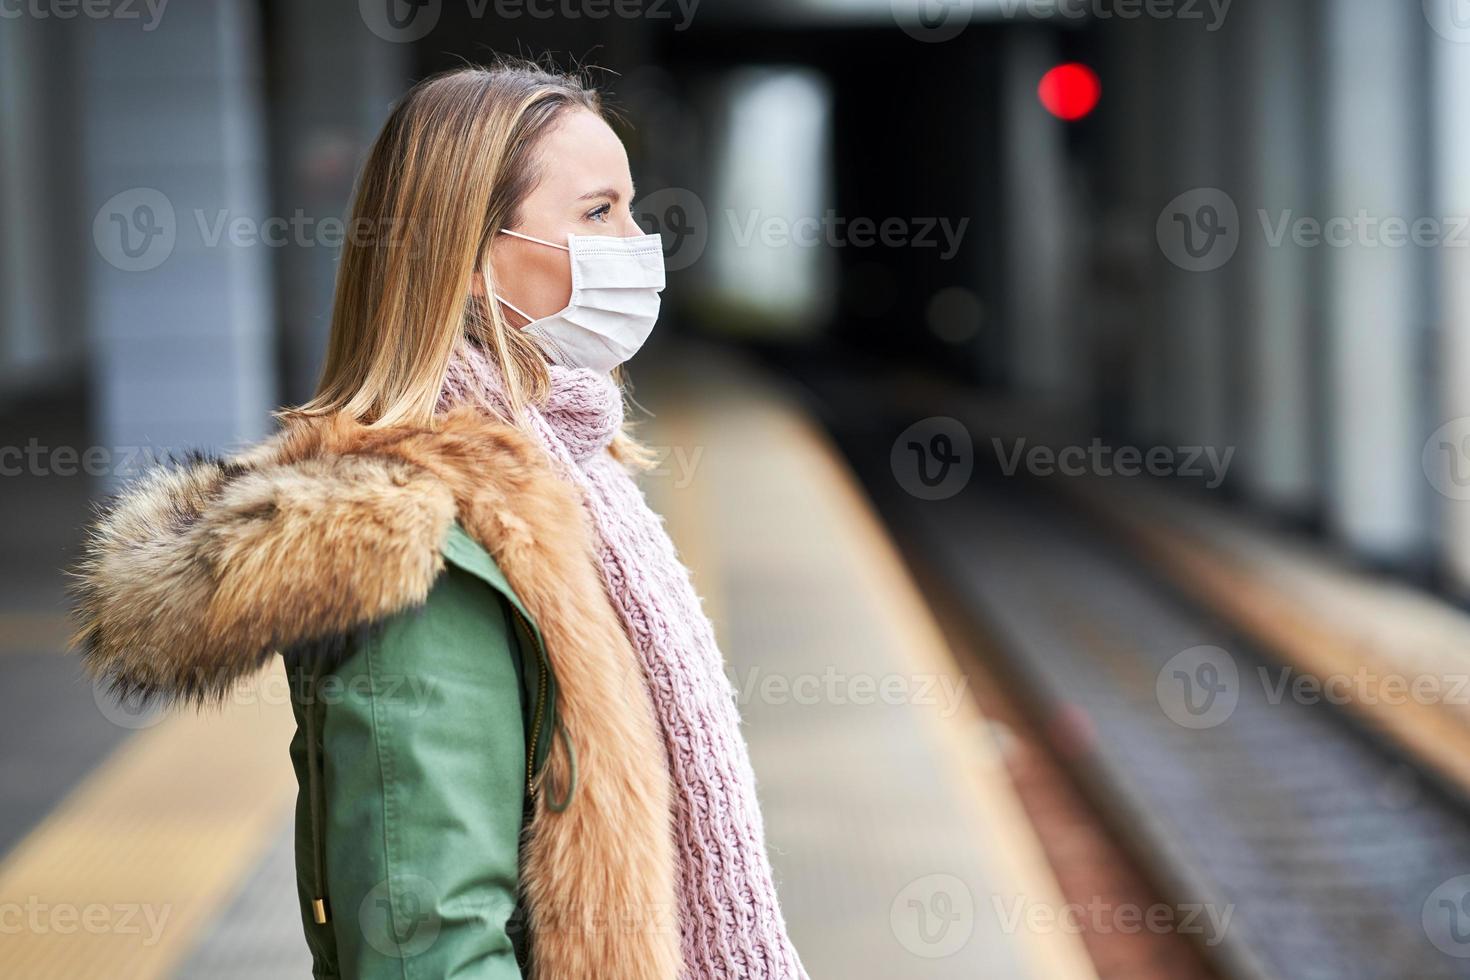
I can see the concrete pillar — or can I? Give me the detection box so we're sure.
[82,0,276,472]
[1099,14,1167,440]
[1155,21,1229,454]
[1232,0,1320,516]
[1430,9,1470,595]
[270,5,408,404]
[1320,0,1429,562]
[0,17,85,397]
[1001,27,1080,408]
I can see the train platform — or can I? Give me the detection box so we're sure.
[0,349,1097,979]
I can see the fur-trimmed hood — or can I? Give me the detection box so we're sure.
[70,408,681,980]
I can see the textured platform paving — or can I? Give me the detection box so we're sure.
[638,353,1095,980]
[0,675,300,979]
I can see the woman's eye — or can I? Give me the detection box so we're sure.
[587,203,611,222]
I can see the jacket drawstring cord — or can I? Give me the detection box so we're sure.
[303,658,330,924]
[544,706,578,813]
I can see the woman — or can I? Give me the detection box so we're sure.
[71,63,809,980]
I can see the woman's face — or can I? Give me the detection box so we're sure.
[487,108,642,324]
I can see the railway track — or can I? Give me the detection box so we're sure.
[798,367,1470,980]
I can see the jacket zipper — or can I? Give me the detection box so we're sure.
[513,605,549,796]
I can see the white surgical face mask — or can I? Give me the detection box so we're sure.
[493,227,665,373]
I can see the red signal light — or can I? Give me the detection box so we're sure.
[1038,63,1101,121]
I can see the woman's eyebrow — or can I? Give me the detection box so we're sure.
[577,183,636,203]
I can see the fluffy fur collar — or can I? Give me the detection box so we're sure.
[71,408,681,980]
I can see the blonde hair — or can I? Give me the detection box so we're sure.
[284,60,653,466]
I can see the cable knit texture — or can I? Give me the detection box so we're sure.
[439,343,809,980]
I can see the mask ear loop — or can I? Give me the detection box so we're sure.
[493,292,537,326]
[499,228,571,251]
[493,228,572,326]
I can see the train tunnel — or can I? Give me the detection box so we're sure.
[4,1,1470,978]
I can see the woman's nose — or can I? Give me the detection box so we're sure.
[615,211,645,238]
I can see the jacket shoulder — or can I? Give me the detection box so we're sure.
[69,409,554,706]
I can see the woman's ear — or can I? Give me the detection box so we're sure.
[470,249,496,297]
[473,237,512,298]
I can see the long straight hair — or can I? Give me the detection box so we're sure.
[284,61,650,464]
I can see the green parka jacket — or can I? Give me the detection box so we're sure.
[285,523,555,977]
[71,408,684,980]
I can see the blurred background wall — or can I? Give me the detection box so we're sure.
[7,0,1470,601]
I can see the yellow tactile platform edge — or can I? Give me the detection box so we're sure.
[0,666,297,979]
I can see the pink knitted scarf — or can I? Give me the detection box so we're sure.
[438,342,808,980]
